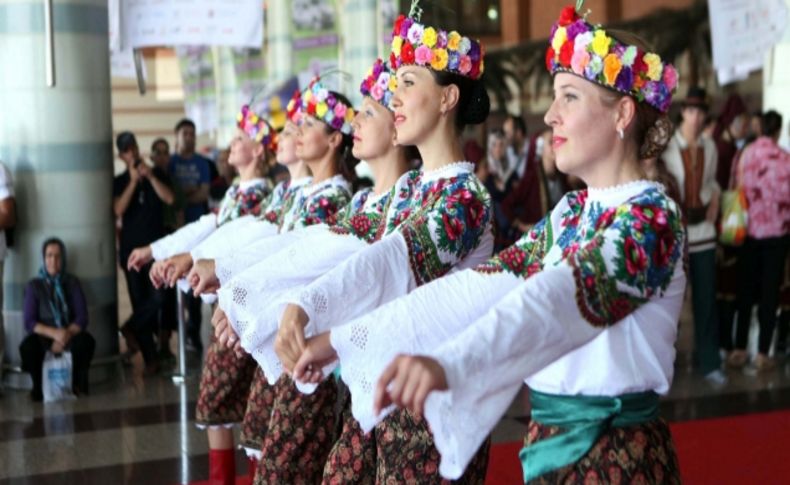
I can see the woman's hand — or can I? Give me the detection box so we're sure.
[292,332,338,383]
[187,259,219,296]
[164,253,194,287]
[274,304,310,372]
[373,354,448,417]
[149,260,168,289]
[127,246,153,272]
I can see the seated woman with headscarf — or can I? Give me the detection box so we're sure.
[19,237,95,401]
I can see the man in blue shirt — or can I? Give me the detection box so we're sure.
[168,119,215,353]
[169,119,213,224]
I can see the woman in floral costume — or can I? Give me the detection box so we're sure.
[294,3,685,484]
[263,9,496,484]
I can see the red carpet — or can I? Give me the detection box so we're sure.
[484,410,790,484]
[188,410,790,484]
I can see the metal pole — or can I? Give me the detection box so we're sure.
[44,0,55,87]
[171,287,187,384]
[133,48,146,95]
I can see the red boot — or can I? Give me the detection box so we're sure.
[208,448,236,485]
[247,457,258,484]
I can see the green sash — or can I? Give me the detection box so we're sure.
[519,389,659,483]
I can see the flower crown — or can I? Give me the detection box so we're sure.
[389,14,484,80]
[546,5,678,113]
[360,59,397,110]
[285,89,303,124]
[300,78,356,135]
[236,105,277,151]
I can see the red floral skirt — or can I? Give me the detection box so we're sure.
[322,380,377,484]
[254,374,338,484]
[195,338,257,426]
[524,418,681,484]
[239,367,276,451]
[375,408,490,484]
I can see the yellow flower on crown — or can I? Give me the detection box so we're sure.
[422,27,438,48]
[388,75,398,92]
[447,31,462,51]
[316,102,328,118]
[591,30,611,57]
[392,36,403,56]
[431,48,449,71]
[552,27,567,52]
[303,89,313,102]
[643,53,663,81]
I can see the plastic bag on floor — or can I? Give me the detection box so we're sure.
[43,351,76,402]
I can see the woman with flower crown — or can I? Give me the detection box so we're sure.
[178,60,413,483]
[293,3,685,483]
[125,104,285,484]
[250,8,497,483]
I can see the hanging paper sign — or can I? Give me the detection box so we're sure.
[708,0,789,84]
[121,0,264,49]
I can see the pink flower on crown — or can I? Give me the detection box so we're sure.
[334,103,347,119]
[370,83,385,101]
[574,31,593,52]
[377,72,391,91]
[663,64,678,92]
[458,55,472,75]
[407,23,424,45]
[571,50,590,75]
[415,45,434,65]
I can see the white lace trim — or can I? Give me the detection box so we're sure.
[421,160,474,181]
[586,179,665,202]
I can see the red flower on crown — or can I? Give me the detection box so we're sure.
[401,42,415,65]
[559,40,574,66]
[545,47,556,71]
[393,14,405,37]
[559,6,580,27]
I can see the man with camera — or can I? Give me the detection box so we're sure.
[113,131,174,374]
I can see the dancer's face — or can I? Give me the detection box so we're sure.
[228,128,261,168]
[391,66,444,146]
[296,116,334,162]
[351,97,396,161]
[543,73,620,179]
[277,121,299,165]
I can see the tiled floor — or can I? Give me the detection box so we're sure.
[2,280,790,484]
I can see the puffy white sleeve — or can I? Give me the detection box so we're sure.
[190,216,281,261]
[218,229,370,383]
[215,225,328,286]
[285,231,415,336]
[150,213,218,260]
[330,268,520,429]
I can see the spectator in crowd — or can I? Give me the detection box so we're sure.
[478,128,518,250]
[729,110,790,371]
[209,147,234,211]
[501,126,550,243]
[664,87,724,384]
[0,160,15,387]
[19,238,95,401]
[150,137,180,364]
[502,114,529,178]
[712,93,748,190]
[113,131,174,374]
[539,129,570,208]
[169,119,212,353]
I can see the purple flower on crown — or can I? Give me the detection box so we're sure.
[615,67,633,92]
[400,17,414,38]
[377,72,391,91]
[469,41,481,63]
[331,117,344,131]
[407,23,424,44]
[327,95,337,108]
[448,51,460,70]
[436,30,448,49]
[566,20,588,41]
